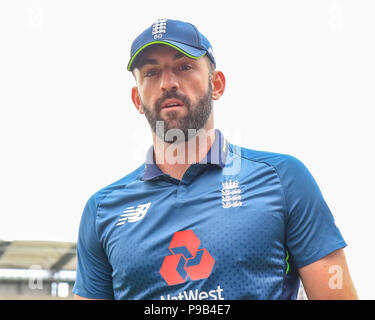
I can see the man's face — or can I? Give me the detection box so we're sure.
[132,45,213,142]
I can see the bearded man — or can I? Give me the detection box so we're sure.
[73,19,358,300]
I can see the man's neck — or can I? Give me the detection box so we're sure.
[152,127,216,181]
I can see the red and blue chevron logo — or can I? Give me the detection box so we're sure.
[160,230,215,286]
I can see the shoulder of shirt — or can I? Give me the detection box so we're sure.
[87,163,146,209]
[228,143,310,214]
[228,142,306,174]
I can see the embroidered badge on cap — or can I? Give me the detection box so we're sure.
[152,18,167,39]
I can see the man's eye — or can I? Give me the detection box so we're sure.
[180,64,192,71]
[145,70,157,77]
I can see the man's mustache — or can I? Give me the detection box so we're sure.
[154,91,191,112]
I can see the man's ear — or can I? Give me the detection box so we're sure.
[211,70,226,101]
[131,86,144,114]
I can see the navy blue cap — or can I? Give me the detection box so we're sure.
[127,18,216,71]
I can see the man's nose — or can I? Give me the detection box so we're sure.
[160,69,179,92]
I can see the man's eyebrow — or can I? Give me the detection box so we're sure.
[174,51,185,60]
[138,52,187,69]
[138,58,158,68]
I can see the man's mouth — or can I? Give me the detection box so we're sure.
[161,99,185,109]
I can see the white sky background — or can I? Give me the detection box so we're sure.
[0,0,374,299]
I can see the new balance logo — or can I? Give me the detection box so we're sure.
[160,230,215,286]
[116,202,151,226]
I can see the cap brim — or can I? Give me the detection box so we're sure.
[127,40,207,71]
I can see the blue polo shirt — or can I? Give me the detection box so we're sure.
[72,129,346,300]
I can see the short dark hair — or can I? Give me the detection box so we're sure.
[206,56,215,80]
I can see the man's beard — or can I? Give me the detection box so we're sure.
[141,82,213,143]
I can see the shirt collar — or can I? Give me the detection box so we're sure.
[142,129,228,181]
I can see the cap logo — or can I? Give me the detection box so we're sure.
[152,18,167,39]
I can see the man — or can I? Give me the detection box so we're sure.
[73,19,358,300]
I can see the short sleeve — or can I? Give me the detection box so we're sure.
[72,194,114,299]
[279,156,347,269]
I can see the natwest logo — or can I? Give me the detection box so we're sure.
[160,230,215,286]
